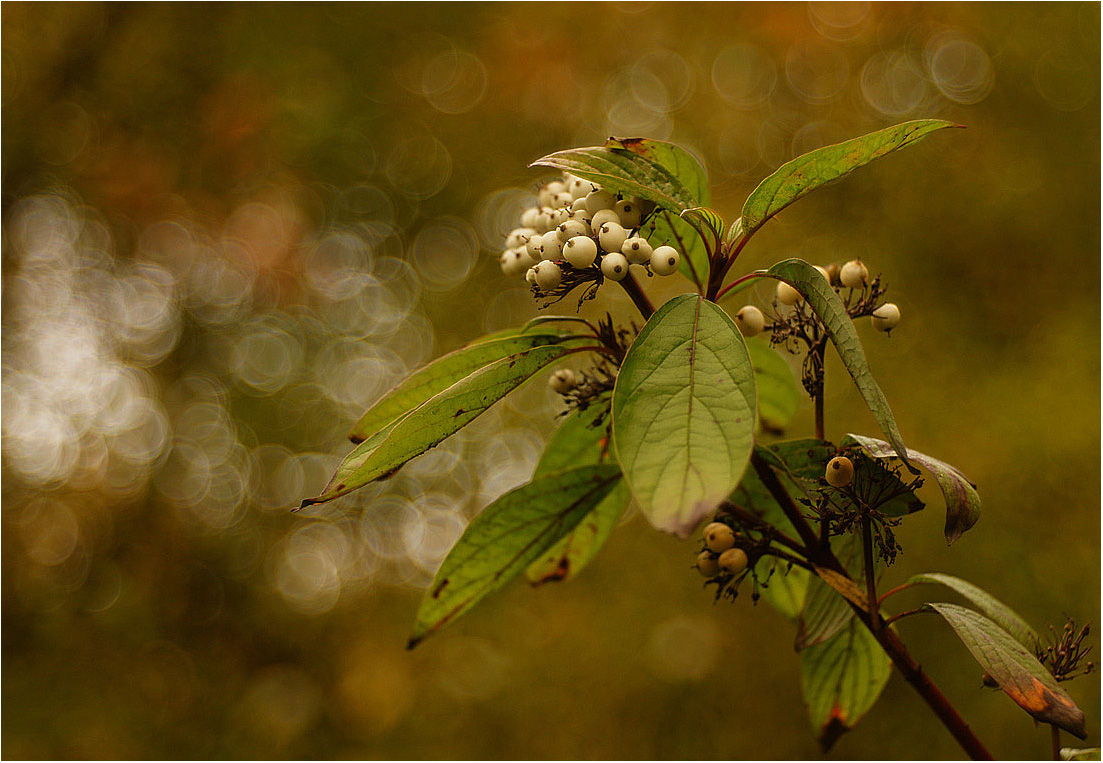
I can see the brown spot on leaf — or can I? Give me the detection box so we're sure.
[819,704,851,751]
[431,579,450,599]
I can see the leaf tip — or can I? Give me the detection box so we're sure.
[406,635,423,650]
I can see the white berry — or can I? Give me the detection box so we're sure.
[525,235,543,260]
[506,227,537,249]
[549,367,576,393]
[520,207,540,229]
[735,305,765,337]
[525,267,537,286]
[776,280,803,305]
[614,199,643,229]
[540,230,564,260]
[569,197,588,213]
[590,209,619,232]
[825,456,854,488]
[567,176,597,200]
[563,236,598,269]
[696,550,721,578]
[621,236,653,264]
[718,548,749,574]
[550,191,573,209]
[547,207,570,227]
[557,219,590,242]
[871,302,901,332]
[597,221,628,254]
[534,208,554,233]
[584,189,617,215]
[650,245,680,275]
[703,522,736,553]
[600,252,630,281]
[840,259,869,289]
[533,260,562,291]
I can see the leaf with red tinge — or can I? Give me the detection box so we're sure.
[927,602,1087,739]
[800,618,891,750]
[846,433,980,544]
[408,465,622,648]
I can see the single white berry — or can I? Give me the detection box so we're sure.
[584,189,618,215]
[614,199,643,229]
[567,176,597,200]
[568,208,593,226]
[650,245,680,275]
[718,548,749,574]
[550,191,573,209]
[696,550,721,578]
[735,305,765,337]
[549,367,576,393]
[776,280,803,305]
[546,179,567,197]
[703,522,736,553]
[520,207,540,229]
[557,219,590,242]
[590,209,620,232]
[840,259,869,289]
[600,252,630,281]
[871,302,901,332]
[540,230,564,260]
[525,267,537,286]
[533,260,562,291]
[825,456,854,488]
[506,227,537,249]
[563,235,598,269]
[597,221,628,254]
[500,248,528,276]
[621,236,653,264]
[569,197,588,213]
[525,235,543,260]
[547,207,570,227]
[534,207,554,233]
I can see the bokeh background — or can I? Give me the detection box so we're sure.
[2,2,1099,759]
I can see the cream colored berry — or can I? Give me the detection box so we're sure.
[621,236,653,264]
[840,259,869,289]
[597,221,628,254]
[614,199,643,229]
[540,230,564,260]
[590,209,619,232]
[825,456,854,488]
[650,245,680,275]
[718,548,749,574]
[871,302,901,332]
[506,227,537,249]
[825,262,841,285]
[525,267,537,286]
[776,280,803,305]
[549,367,576,393]
[533,260,562,290]
[584,189,618,215]
[563,235,598,269]
[520,207,540,229]
[703,522,736,553]
[556,219,590,242]
[600,252,629,281]
[568,176,597,200]
[696,550,721,578]
[735,305,765,337]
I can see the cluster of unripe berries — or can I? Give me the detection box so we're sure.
[731,259,901,339]
[499,173,682,291]
[695,521,749,578]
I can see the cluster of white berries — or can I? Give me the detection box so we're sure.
[731,259,901,339]
[695,521,749,578]
[499,173,681,292]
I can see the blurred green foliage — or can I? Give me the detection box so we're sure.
[2,2,1099,759]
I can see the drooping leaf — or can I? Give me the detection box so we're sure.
[612,294,757,537]
[741,120,960,241]
[349,327,580,443]
[907,573,1040,652]
[800,618,892,751]
[408,465,622,648]
[744,336,801,430]
[534,138,712,288]
[525,397,629,585]
[927,603,1087,739]
[845,433,980,544]
[767,259,910,466]
[753,556,810,620]
[303,343,585,507]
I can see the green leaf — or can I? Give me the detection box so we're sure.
[797,531,870,650]
[767,259,910,466]
[408,464,623,648]
[1061,748,1102,761]
[349,327,579,443]
[927,602,1087,739]
[533,138,712,289]
[800,618,892,751]
[526,398,628,584]
[612,294,757,537]
[741,120,961,241]
[303,343,584,507]
[845,433,980,544]
[754,556,809,620]
[906,573,1040,651]
[744,336,801,430]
